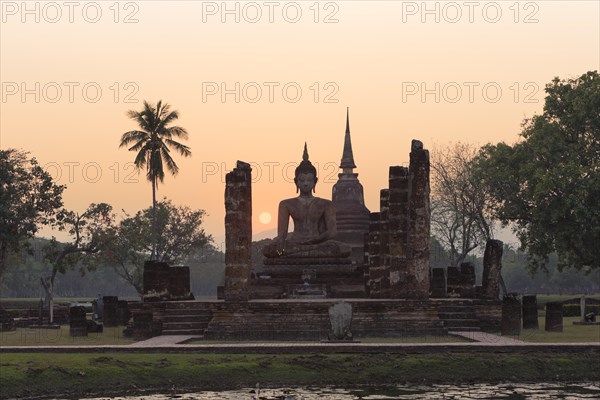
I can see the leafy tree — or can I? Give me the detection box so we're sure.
[474,71,600,272]
[104,199,212,295]
[0,149,65,281]
[430,142,495,268]
[42,203,116,322]
[119,101,191,260]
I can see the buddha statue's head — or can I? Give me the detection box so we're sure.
[294,143,318,194]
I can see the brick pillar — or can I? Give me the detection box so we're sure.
[405,140,430,299]
[117,300,130,326]
[133,312,153,340]
[388,167,409,298]
[103,296,119,327]
[501,295,521,336]
[366,212,383,297]
[69,306,87,337]
[378,189,391,297]
[545,302,563,332]
[224,161,252,302]
[430,268,447,298]
[482,239,503,300]
[522,295,539,329]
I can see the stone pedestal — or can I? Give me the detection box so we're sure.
[224,161,252,302]
[256,259,364,299]
[545,302,563,332]
[522,295,539,329]
[482,239,503,299]
[102,296,119,327]
[69,306,87,337]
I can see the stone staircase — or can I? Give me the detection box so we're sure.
[437,301,481,332]
[161,302,213,336]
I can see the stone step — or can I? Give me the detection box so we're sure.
[162,309,212,317]
[162,314,213,323]
[437,306,476,313]
[165,303,212,311]
[163,322,210,330]
[442,319,480,328]
[161,329,206,336]
[438,312,476,319]
[446,326,481,332]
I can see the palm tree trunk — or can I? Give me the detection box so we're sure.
[151,175,157,260]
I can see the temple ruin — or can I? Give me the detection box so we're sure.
[136,110,503,340]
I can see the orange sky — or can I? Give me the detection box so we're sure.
[1,1,599,245]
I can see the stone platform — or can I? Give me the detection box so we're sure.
[134,298,501,341]
[253,260,366,299]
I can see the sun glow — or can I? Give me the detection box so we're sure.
[259,212,272,225]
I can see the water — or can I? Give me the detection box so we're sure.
[84,383,600,399]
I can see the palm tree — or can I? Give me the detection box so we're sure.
[119,100,191,260]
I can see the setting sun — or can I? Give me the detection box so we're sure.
[259,211,272,225]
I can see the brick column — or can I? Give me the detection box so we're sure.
[224,161,253,302]
[405,140,430,299]
[482,239,504,300]
[366,212,383,297]
[388,167,409,297]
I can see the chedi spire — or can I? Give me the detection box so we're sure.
[340,107,357,172]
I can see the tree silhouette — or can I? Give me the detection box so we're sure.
[119,100,191,260]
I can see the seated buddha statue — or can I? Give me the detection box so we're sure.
[263,144,351,259]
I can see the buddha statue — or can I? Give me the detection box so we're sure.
[263,144,351,259]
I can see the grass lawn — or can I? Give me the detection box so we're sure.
[0,326,135,346]
[512,316,600,343]
[1,352,598,399]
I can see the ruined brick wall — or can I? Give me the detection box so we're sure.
[224,161,253,302]
[365,140,430,299]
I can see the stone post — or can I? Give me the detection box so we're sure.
[69,306,87,337]
[102,296,119,327]
[545,302,563,332]
[522,295,539,329]
[224,161,253,302]
[405,140,430,299]
[482,239,503,299]
[117,300,130,326]
[460,262,476,298]
[501,295,521,336]
[446,267,461,297]
[430,268,447,298]
[580,296,586,322]
[133,312,153,340]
